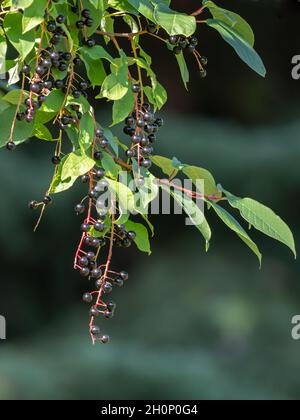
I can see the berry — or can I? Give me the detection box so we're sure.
[144,112,154,122]
[103,282,113,294]
[81,175,89,183]
[90,268,102,279]
[104,310,114,319]
[6,142,16,151]
[52,155,61,165]
[56,15,66,24]
[30,83,42,94]
[100,334,110,344]
[188,45,196,54]
[125,116,135,126]
[72,89,81,99]
[80,267,90,277]
[43,195,52,205]
[82,9,91,18]
[124,127,135,136]
[132,83,140,93]
[75,203,85,215]
[169,35,178,45]
[137,119,145,128]
[54,80,64,89]
[94,151,103,160]
[76,20,85,29]
[50,51,59,61]
[47,21,56,32]
[86,38,95,48]
[21,64,31,75]
[81,223,90,233]
[127,231,136,240]
[120,271,129,281]
[51,33,61,45]
[95,169,105,179]
[90,307,99,317]
[94,222,105,232]
[132,134,141,144]
[63,52,72,62]
[79,80,89,90]
[79,257,89,267]
[42,58,52,68]
[73,57,82,66]
[200,56,208,66]
[28,200,38,210]
[16,112,25,121]
[141,158,152,169]
[83,292,93,303]
[140,137,149,147]
[107,301,117,312]
[200,69,207,79]
[91,325,100,336]
[114,277,124,287]
[87,251,96,261]
[85,18,94,27]
[126,149,135,158]
[43,80,53,90]
[155,117,164,127]
[58,62,68,72]
[99,138,109,148]
[95,128,104,138]
[190,36,199,46]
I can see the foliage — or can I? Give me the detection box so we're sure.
[0,0,295,343]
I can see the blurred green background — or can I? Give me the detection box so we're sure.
[0,0,300,400]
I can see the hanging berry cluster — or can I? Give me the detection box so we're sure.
[0,1,295,344]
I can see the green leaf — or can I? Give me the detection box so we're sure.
[153,4,196,37]
[33,123,53,141]
[183,165,218,197]
[161,185,211,248]
[2,89,27,105]
[61,150,95,181]
[22,0,48,33]
[80,50,106,88]
[101,151,120,179]
[50,156,77,194]
[211,202,262,265]
[0,34,8,75]
[0,105,34,147]
[107,178,135,223]
[221,189,296,258]
[124,220,151,254]
[132,160,159,208]
[40,90,65,113]
[79,110,95,151]
[152,155,178,178]
[175,52,189,90]
[99,54,129,100]
[206,18,266,77]
[112,88,135,126]
[203,0,255,46]
[127,0,155,21]
[4,12,35,60]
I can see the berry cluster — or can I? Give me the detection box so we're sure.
[73,152,135,343]
[123,93,163,175]
[170,35,199,54]
[6,8,94,152]
[169,35,208,78]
